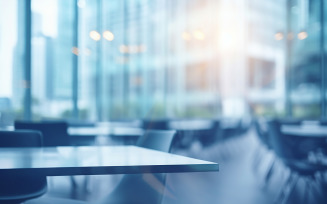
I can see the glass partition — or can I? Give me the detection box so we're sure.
[31,0,74,120]
[2,0,327,123]
[0,0,25,126]
[246,0,287,117]
[287,0,322,118]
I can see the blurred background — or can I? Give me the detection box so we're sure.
[1,0,325,122]
[1,0,327,204]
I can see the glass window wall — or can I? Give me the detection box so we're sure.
[0,0,25,126]
[31,0,75,120]
[287,0,322,118]
[1,0,327,124]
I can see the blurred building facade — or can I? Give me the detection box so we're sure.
[0,0,326,123]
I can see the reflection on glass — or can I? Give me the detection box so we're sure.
[31,0,74,120]
[103,30,114,41]
[2,0,327,122]
[288,0,321,118]
[297,31,308,40]
[0,0,24,125]
[89,30,101,41]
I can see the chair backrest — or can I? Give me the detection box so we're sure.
[142,119,170,130]
[100,130,176,204]
[136,130,176,152]
[195,119,221,146]
[15,120,70,146]
[278,118,302,125]
[220,118,243,139]
[254,118,270,148]
[267,119,306,160]
[67,120,96,127]
[320,119,327,126]
[0,130,47,203]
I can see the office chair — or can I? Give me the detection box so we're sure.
[67,120,96,128]
[220,118,243,140]
[0,130,87,204]
[142,119,170,130]
[14,121,79,187]
[14,120,70,147]
[252,118,277,186]
[197,119,221,147]
[267,120,327,204]
[98,130,177,204]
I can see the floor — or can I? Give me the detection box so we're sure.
[45,128,326,204]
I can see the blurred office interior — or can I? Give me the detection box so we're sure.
[1,0,327,203]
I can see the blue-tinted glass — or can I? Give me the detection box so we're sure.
[0,0,25,126]
[288,0,321,118]
[31,0,74,120]
[4,0,325,121]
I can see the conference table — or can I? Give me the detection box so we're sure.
[68,126,144,145]
[168,120,216,148]
[0,145,219,176]
[168,120,213,131]
[281,125,327,137]
[281,124,327,163]
[68,126,144,137]
[68,120,215,147]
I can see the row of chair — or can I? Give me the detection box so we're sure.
[0,128,176,204]
[142,117,252,148]
[0,130,86,204]
[254,118,327,204]
[12,118,251,150]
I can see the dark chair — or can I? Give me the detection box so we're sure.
[239,116,253,134]
[196,120,221,147]
[136,130,176,152]
[0,130,87,204]
[67,120,96,128]
[0,130,47,203]
[252,118,276,186]
[278,117,302,126]
[267,120,327,204]
[220,118,243,140]
[14,121,82,190]
[142,119,170,130]
[67,120,97,146]
[254,118,270,148]
[319,119,327,126]
[14,121,70,147]
[98,130,177,204]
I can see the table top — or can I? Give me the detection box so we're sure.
[0,145,219,176]
[281,125,327,137]
[169,120,213,130]
[68,127,144,137]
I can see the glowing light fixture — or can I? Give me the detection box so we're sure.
[182,32,191,41]
[89,31,101,41]
[297,31,308,40]
[274,32,284,41]
[119,45,147,54]
[103,30,114,41]
[129,45,139,54]
[193,30,205,40]
[71,47,79,55]
[119,45,128,53]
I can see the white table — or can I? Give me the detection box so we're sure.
[281,125,327,137]
[0,146,219,176]
[168,120,213,131]
[68,126,144,137]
